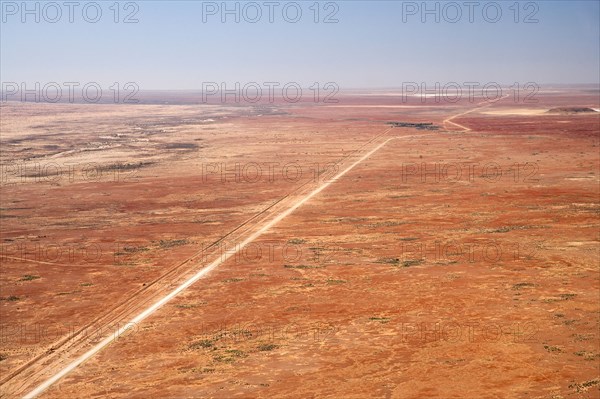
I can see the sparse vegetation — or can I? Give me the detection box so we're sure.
[120,246,150,254]
[569,379,600,393]
[19,275,40,281]
[573,334,593,342]
[284,264,323,269]
[158,239,189,249]
[387,121,440,131]
[99,161,155,172]
[543,345,562,353]
[559,293,576,300]
[287,238,306,244]
[213,349,247,363]
[258,343,278,351]
[574,351,599,360]
[512,282,535,290]
[56,291,81,296]
[176,304,198,309]
[223,278,244,283]
[189,339,214,350]
[369,317,390,324]
[401,259,423,267]
[399,237,419,241]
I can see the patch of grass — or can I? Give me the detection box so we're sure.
[114,245,150,256]
[489,227,511,233]
[158,239,189,249]
[287,238,306,245]
[80,282,93,287]
[100,161,155,172]
[573,334,593,342]
[3,296,20,302]
[387,121,440,130]
[326,279,346,285]
[544,293,577,303]
[283,264,323,269]
[189,339,214,350]
[19,275,40,281]
[56,291,81,296]
[369,317,390,324]
[222,278,243,283]
[364,221,405,228]
[569,379,600,393]
[512,282,535,290]
[176,304,198,309]
[574,351,599,360]
[213,349,247,363]
[123,246,150,254]
[543,345,562,353]
[401,259,423,267]
[258,343,278,351]
[559,293,576,300]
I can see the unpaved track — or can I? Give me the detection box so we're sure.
[443,95,509,131]
[2,129,390,396]
[6,130,396,398]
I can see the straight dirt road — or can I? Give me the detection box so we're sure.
[21,134,400,399]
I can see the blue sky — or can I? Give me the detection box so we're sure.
[1,1,599,89]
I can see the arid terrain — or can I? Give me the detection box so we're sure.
[1,88,599,398]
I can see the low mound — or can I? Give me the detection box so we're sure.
[547,107,599,115]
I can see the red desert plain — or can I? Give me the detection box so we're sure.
[0,88,599,398]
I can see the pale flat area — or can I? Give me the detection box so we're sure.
[480,108,549,116]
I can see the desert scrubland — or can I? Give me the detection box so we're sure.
[0,89,599,398]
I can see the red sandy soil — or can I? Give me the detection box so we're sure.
[0,90,599,398]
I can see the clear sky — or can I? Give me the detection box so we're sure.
[1,1,599,90]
